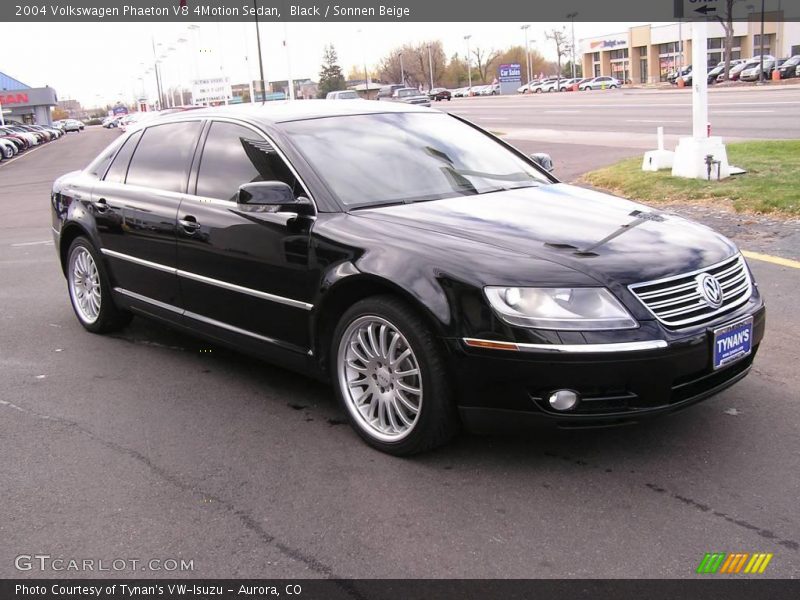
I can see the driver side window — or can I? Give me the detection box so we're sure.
[195,121,299,202]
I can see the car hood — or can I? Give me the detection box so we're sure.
[354,183,737,287]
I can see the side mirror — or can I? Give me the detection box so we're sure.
[530,152,554,173]
[236,182,314,219]
[238,181,296,206]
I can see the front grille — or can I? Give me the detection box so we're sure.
[629,254,752,328]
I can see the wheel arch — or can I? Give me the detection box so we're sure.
[58,222,95,275]
[311,272,449,374]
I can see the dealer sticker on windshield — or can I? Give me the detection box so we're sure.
[712,316,753,370]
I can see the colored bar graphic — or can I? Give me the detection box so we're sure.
[697,552,772,574]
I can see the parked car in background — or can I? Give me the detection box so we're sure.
[0,137,18,159]
[777,55,800,78]
[428,88,452,101]
[527,79,556,93]
[391,87,432,107]
[326,90,361,100]
[740,58,782,82]
[668,65,692,84]
[579,76,621,90]
[377,84,406,100]
[541,78,579,92]
[63,119,84,132]
[720,56,774,82]
[0,125,39,146]
[706,60,745,84]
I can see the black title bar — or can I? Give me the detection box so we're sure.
[4,0,800,22]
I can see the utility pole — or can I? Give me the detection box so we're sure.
[464,34,472,90]
[427,44,434,90]
[521,25,531,83]
[253,0,266,102]
[567,12,578,79]
[151,37,164,109]
[758,0,766,83]
[399,52,405,85]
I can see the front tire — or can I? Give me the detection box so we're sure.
[331,295,458,455]
[66,237,132,333]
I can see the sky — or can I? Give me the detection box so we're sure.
[1,21,637,107]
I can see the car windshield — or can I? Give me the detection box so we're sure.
[281,112,550,208]
[397,89,418,97]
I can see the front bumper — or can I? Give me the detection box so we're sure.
[446,304,765,433]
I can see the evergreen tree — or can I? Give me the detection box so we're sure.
[318,44,346,98]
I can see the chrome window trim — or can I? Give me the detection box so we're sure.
[463,338,668,353]
[167,115,318,212]
[102,248,313,311]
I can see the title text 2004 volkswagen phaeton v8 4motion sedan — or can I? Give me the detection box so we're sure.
[51,101,764,455]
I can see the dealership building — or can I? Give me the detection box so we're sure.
[580,19,800,84]
[0,71,58,125]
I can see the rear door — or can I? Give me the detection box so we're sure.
[91,120,204,308]
[174,120,317,353]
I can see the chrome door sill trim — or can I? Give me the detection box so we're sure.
[102,248,313,310]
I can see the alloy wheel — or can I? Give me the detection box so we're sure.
[337,315,423,442]
[68,246,102,324]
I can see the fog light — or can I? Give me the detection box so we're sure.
[548,390,580,411]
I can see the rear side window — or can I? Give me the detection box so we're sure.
[195,121,299,202]
[103,131,142,183]
[126,121,203,193]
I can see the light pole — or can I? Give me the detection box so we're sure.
[358,28,369,97]
[464,34,472,90]
[567,12,578,79]
[251,3,266,102]
[758,0,766,83]
[521,24,531,84]
[427,44,434,90]
[177,38,188,105]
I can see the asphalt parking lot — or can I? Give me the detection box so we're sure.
[1,113,799,579]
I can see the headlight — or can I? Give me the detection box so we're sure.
[485,287,637,330]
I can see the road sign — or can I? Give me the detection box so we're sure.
[498,63,521,83]
[674,0,719,20]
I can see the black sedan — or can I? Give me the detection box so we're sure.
[51,101,765,455]
[428,88,452,101]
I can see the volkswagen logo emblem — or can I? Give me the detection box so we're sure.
[696,273,724,309]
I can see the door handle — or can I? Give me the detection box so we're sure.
[92,198,109,212]
[179,216,201,234]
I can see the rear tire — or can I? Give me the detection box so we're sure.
[66,237,132,334]
[331,295,458,456]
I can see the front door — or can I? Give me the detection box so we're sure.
[175,120,316,353]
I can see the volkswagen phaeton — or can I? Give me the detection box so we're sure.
[51,101,765,455]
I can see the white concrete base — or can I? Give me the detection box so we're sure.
[671,136,731,180]
[642,149,675,171]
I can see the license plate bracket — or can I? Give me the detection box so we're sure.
[712,316,754,370]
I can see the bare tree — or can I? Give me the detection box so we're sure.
[471,47,500,84]
[545,28,573,86]
[716,0,740,80]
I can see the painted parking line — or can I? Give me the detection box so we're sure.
[11,240,54,247]
[742,250,800,270]
[0,143,47,167]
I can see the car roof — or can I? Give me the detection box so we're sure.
[153,99,434,124]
